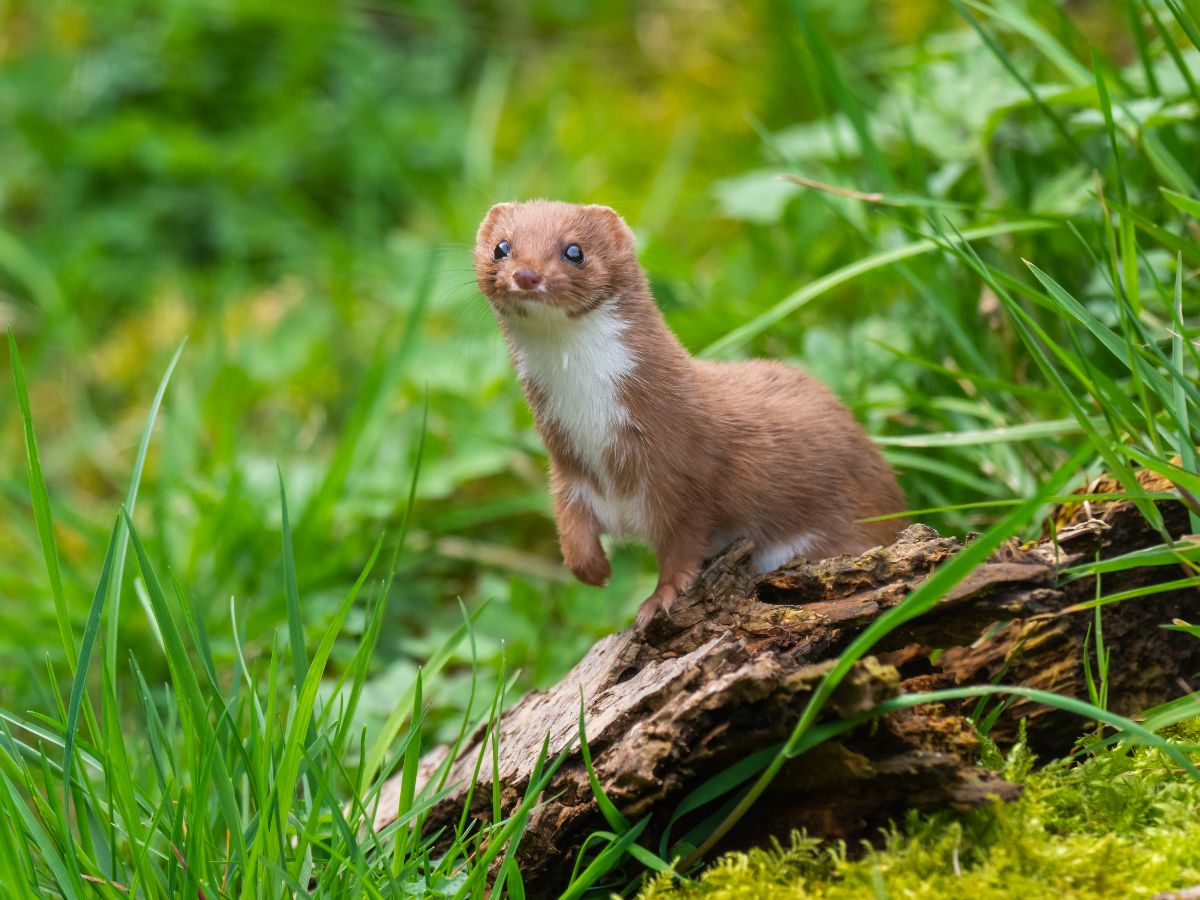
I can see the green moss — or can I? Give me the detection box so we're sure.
[640,724,1200,900]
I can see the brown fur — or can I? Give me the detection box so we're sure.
[474,200,907,627]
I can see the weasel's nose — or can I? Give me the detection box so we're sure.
[513,268,543,291]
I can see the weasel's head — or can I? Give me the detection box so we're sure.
[474,200,638,320]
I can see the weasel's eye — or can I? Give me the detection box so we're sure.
[563,243,584,265]
[493,241,511,260]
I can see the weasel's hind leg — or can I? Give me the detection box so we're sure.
[752,532,824,573]
[751,525,896,573]
[636,526,710,630]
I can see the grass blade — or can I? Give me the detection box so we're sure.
[9,330,73,660]
[105,338,186,676]
[578,693,629,832]
[279,468,307,690]
[0,768,85,900]
[60,515,120,879]
[700,221,1055,359]
[559,816,650,900]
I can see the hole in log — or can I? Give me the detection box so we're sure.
[755,574,829,605]
[878,643,936,679]
[615,666,639,684]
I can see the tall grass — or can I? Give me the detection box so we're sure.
[1,338,587,896]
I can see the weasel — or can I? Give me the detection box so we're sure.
[474,200,906,629]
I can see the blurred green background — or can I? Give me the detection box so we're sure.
[1,0,1192,739]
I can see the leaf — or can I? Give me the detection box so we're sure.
[713,170,803,224]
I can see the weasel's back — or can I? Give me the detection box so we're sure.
[695,358,906,555]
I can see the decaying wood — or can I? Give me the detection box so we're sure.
[374,469,1200,889]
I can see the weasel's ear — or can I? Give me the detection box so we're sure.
[585,204,635,247]
[477,202,514,242]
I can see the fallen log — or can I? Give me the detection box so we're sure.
[374,469,1200,890]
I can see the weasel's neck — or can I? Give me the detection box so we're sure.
[503,300,636,478]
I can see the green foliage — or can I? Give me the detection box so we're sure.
[3,0,1196,722]
[1,0,481,316]
[2,0,1200,895]
[639,723,1200,900]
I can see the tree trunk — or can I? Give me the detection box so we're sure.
[373,469,1200,891]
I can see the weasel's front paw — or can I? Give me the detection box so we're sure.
[635,586,678,631]
[568,551,611,587]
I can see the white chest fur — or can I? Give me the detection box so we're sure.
[507,303,635,476]
[505,303,649,539]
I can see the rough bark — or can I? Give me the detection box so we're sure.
[374,469,1200,890]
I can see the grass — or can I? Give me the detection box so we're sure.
[1,0,1200,896]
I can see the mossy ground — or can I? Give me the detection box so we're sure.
[640,721,1200,900]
